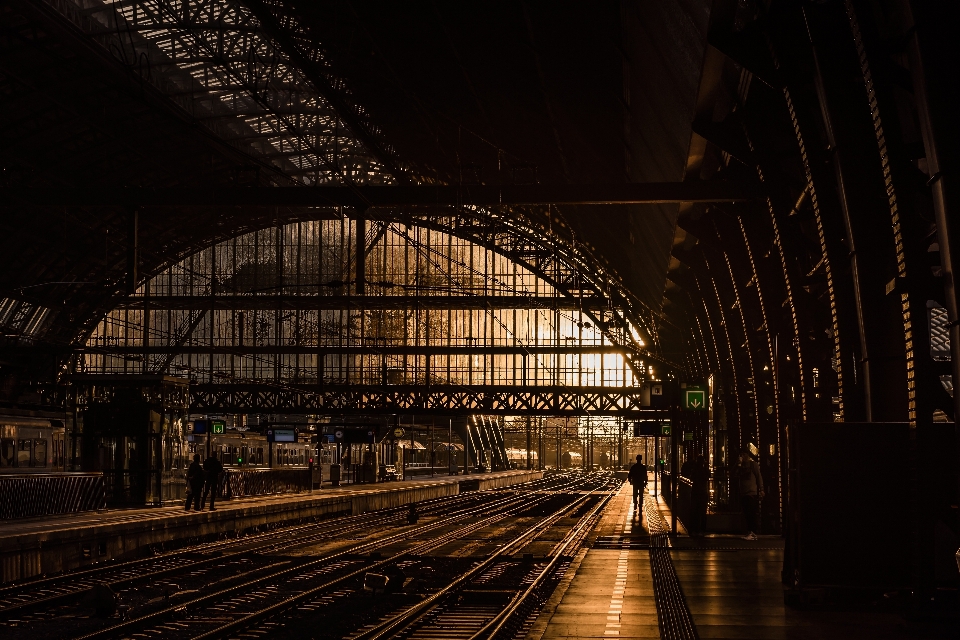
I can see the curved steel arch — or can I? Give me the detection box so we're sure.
[7,0,677,388]
[378,208,670,373]
[63,203,674,382]
[79,208,668,400]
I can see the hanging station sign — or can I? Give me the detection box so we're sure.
[267,428,297,443]
[682,385,708,411]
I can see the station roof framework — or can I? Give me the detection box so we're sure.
[0,0,957,520]
[0,0,706,377]
[1,0,958,608]
[78,218,663,415]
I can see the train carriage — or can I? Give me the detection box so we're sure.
[184,426,311,471]
[0,415,67,472]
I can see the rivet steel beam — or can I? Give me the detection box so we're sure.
[187,383,655,416]
[74,344,632,356]
[115,295,615,311]
[0,182,764,208]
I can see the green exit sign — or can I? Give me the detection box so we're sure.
[211,421,226,434]
[683,386,707,410]
[661,424,671,436]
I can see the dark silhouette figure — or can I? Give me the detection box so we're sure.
[688,454,710,537]
[185,453,204,511]
[738,451,764,540]
[627,454,648,512]
[202,454,224,511]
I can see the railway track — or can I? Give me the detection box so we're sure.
[0,474,570,621]
[351,473,617,640]
[75,480,575,640]
[190,473,616,640]
[1,472,614,640]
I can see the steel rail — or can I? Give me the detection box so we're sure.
[0,473,553,601]
[186,481,588,640]
[351,475,618,640]
[0,475,557,618]
[75,476,576,640]
[76,506,515,640]
[468,482,618,640]
[0,503,416,617]
[0,490,471,615]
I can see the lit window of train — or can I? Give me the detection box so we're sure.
[190,431,309,469]
[0,418,67,472]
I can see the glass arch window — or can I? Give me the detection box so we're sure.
[84,220,644,389]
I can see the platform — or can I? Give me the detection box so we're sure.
[0,469,542,584]
[529,483,957,640]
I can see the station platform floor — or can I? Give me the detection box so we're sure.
[529,483,957,640]
[0,469,542,583]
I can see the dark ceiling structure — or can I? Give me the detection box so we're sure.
[2,0,955,398]
[0,0,958,586]
[0,0,711,360]
[0,0,717,388]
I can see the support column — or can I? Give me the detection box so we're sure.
[526,415,532,470]
[126,208,139,295]
[355,210,366,296]
[537,417,542,471]
[672,403,679,534]
[908,1,960,532]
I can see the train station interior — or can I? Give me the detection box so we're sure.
[0,0,957,638]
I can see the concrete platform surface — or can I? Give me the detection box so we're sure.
[529,483,957,640]
[528,481,659,639]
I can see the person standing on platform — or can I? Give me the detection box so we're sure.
[628,454,648,513]
[185,454,204,512]
[738,450,763,540]
[689,454,710,537]
[202,453,224,511]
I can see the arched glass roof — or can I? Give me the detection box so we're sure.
[84,220,652,390]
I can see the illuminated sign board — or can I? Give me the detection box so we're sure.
[633,421,659,437]
[267,428,297,443]
[683,386,707,410]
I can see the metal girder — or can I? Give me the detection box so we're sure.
[116,294,615,311]
[188,383,654,416]
[78,344,629,356]
[707,28,780,88]
[239,0,409,181]
[0,182,763,208]
[375,210,671,370]
[691,118,755,167]
[40,0,384,185]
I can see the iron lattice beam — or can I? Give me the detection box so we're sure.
[44,0,385,184]
[188,383,655,416]
[78,344,630,356]
[116,295,614,311]
[238,0,409,181]
[1,182,763,208]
